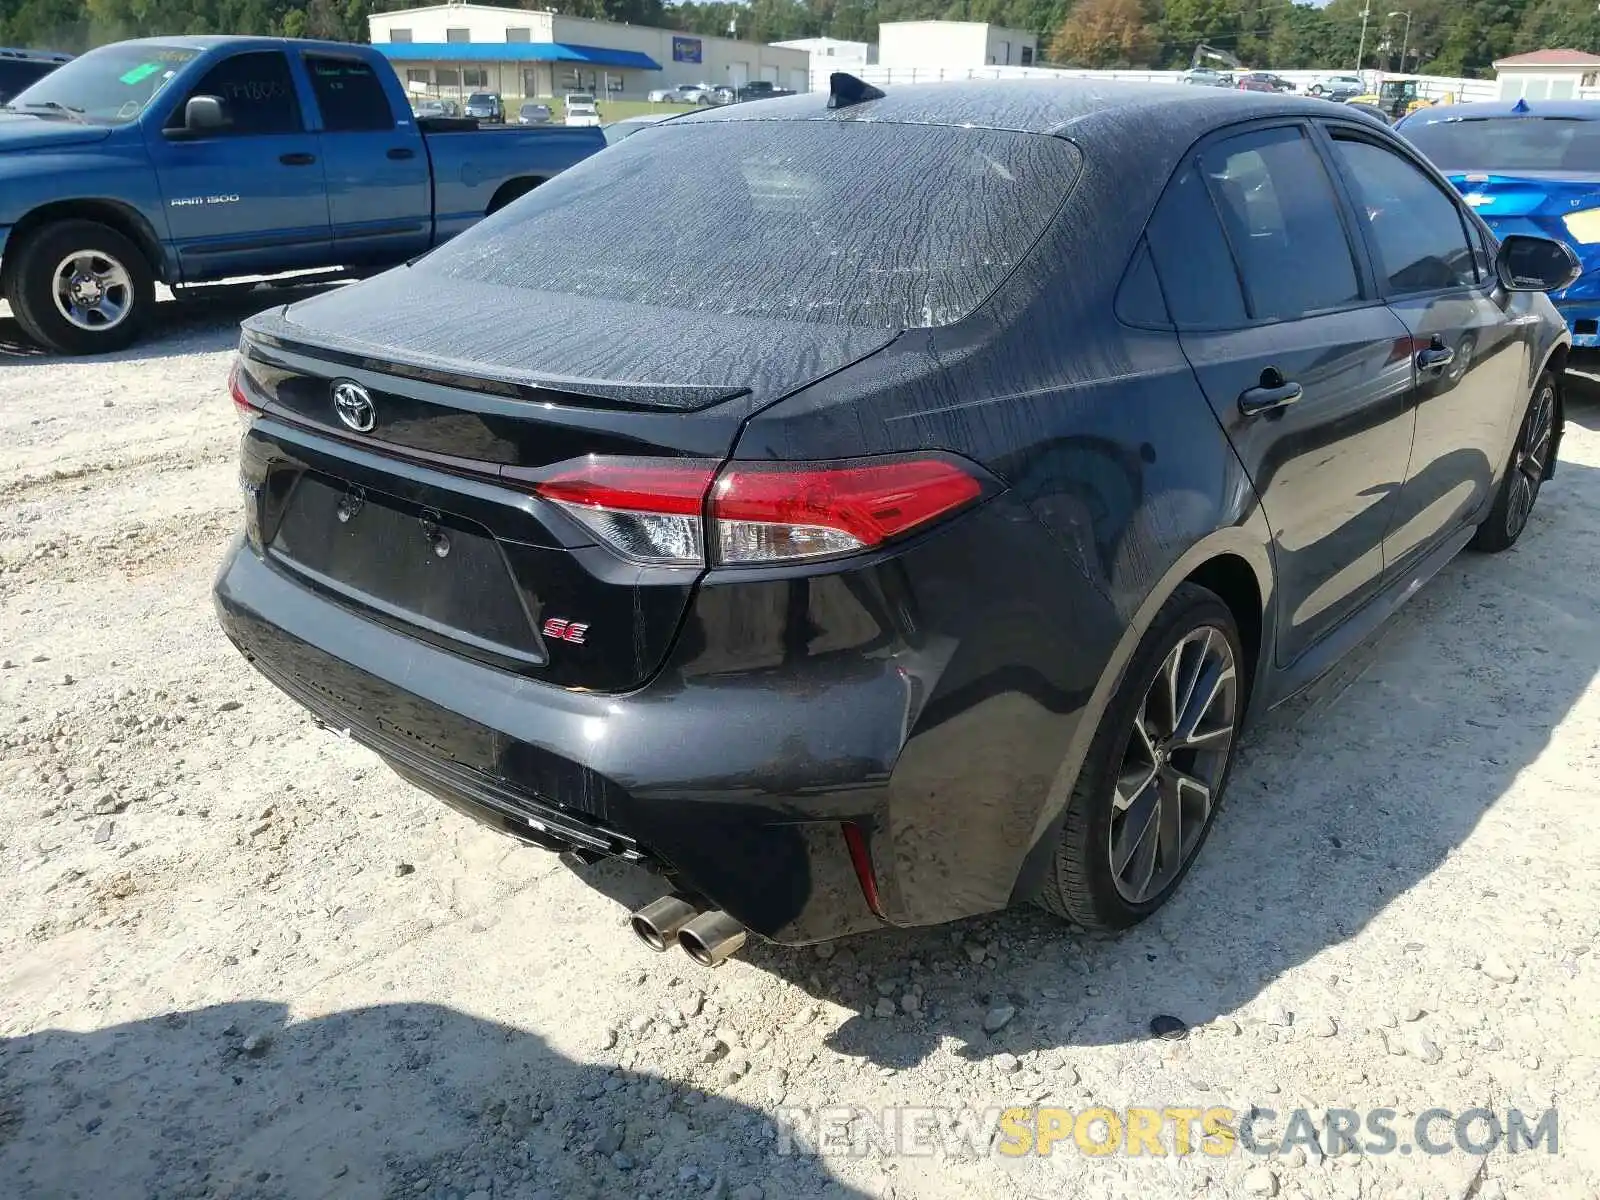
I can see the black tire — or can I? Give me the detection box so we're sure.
[3,219,154,355]
[1310,85,1325,96]
[1036,584,1246,931]
[1469,370,1557,553]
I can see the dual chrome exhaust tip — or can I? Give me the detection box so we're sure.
[629,896,747,967]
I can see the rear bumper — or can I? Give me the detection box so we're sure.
[214,481,1109,944]
[216,539,888,943]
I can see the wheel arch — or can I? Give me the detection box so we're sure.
[1008,526,1275,906]
[486,176,545,215]
[1539,341,1569,481]
[1,200,168,290]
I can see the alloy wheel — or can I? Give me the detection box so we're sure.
[1109,625,1239,904]
[1506,382,1555,541]
[51,250,134,332]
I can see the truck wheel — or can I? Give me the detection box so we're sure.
[4,219,154,355]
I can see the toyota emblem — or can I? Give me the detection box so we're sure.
[332,380,375,432]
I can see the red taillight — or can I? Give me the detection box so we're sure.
[535,458,717,567]
[535,459,716,516]
[229,357,261,427]
[712,458,983,564]
[531,454,985,568]
[842,821,884,917]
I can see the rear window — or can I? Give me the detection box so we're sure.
[1401,115,1600,173]
[0,59,59,103]
[423,120,1081,330]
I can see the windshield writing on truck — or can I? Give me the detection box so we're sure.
[7,43,198,123]
[1402,116,1600,174]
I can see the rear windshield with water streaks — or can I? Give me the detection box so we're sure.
[1402,116,1600,174]
[421,120,1082,330]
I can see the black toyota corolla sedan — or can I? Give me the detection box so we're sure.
[216,77,1578,964]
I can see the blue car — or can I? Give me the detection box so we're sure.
[1399,99,1600,346]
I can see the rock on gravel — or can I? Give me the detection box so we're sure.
[983,1004,1016,1034]
[1243,1165,1279,1196]
[1479,954,1519,984]
[1404,1029,1442,1065]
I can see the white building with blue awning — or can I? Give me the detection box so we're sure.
[368,3,810,102]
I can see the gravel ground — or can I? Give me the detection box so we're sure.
[2,291,1599,1200]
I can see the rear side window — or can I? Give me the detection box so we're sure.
[180,51,301,136]
[305,55,394,132]
[424,121,1082,330]
[1329,135,1477,294]
[1202,126,1361,321]
[0,59,57,103]
[1146,159,1248,328]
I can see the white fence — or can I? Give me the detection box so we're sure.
[840,63,1499,104]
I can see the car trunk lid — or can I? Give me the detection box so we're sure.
[236,284,895,692]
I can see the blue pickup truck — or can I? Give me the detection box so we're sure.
[0,36,605,354]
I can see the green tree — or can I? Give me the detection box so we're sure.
[1049,0,1154,65]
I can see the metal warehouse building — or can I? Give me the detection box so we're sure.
[368,2,810,102]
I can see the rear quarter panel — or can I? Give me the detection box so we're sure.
[731,140,1275,923]
[423,127,605,240]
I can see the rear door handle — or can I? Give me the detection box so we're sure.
[1417,338,1455,370]
[279,152,317,166]
[1238,370,1303,416]
[387,147,416,160]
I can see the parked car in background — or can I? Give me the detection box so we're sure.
[414,97,461,119]
[712,85,735,104]
[1343,100,1391,124]
[463,91,504,122]
[518,101,552,125]
[216,80,1576,965]
[734,80,794,103]
[1182,67,1228,86]
[1399,99,1600,346]
[0,36,605,354]
[0,47,71,105]
[602,112,674,144]
[646,85,677,102]
[667,83,718,104]
[1239,71,1292,92]
[1308,74,1364,99]
[564,91,600,126]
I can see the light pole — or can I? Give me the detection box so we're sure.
[1355,4,1371,75]
[1388,11,1413,73]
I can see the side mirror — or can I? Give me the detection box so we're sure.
[1496,233,1582,292]
[168,94,226,138]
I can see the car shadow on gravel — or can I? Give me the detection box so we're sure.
[0,1000,870,1200]
[0,282,345,365]
[586,453,1600,1075]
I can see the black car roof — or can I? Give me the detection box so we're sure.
[678,78,1353,142]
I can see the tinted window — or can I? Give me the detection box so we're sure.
[180,52,300,135]
[1400,115,1600,173]
[0,59,59,103]
[426,121,1082,331]
[1203,126,1361,321]
[1116,240,1170,326]
[305,54,393,132]
[1331,136,1477,294]
[1146,159,1248,328]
